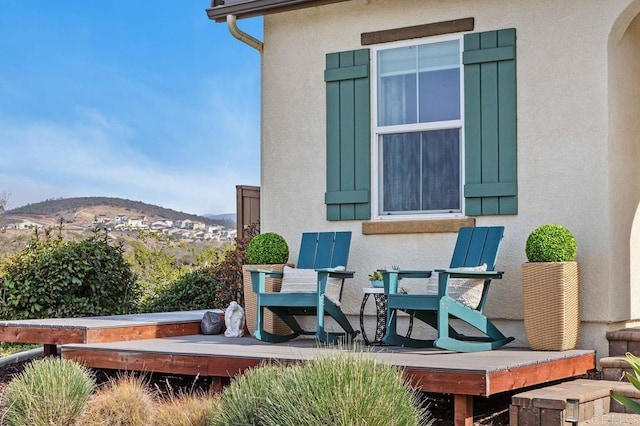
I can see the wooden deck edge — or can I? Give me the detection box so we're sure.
[486,352,596,395]
[0,321,202,345]
[85,322,202,343]
[0,326,86,345]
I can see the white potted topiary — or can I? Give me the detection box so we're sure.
[522,224,579,350]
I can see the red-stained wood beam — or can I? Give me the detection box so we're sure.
[454,394,473,426]
[0,326,85,345]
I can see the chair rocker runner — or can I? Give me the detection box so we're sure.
[382,226,514,352]
[248,231,358,343]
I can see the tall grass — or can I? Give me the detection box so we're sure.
[153,389,218,426]
[212,353,430,426]
[2,357,95,426]
[79,374,156,426]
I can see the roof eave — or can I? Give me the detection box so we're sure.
[206,0,351,22]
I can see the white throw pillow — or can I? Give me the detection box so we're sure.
[280,265,344,306]
[426,264,487,309]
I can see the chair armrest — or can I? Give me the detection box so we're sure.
[380,269,433,294]
[435,269,503,279]
[247,268,284,279]
[382,269,433,279]
[315,268,355,279]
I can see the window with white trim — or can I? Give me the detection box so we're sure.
[373,35,463,217]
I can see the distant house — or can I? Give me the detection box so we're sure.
[207,0,640,359]
[126,216,148,229]
[114,215,128,224]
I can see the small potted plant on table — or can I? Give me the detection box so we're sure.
[522,224,579,350]
[242,232,291,336]
[368,271,384,288]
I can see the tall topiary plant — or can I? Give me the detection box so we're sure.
[523,223,580,351]
[243,231,291,336]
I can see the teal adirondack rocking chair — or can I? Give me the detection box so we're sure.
[382,226,514,352]
[249,231,358,343]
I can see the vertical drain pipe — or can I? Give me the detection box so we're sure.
[227,14,263,53]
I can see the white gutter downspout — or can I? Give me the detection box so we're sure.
[227,14,263,53]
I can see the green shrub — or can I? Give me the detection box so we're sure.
[525,224,577,262]
[211,354,429,426]
[0,229,141,319]
[246,232,289,265]
[80,374,155,426]
[141,266,232,312]
[2,357,95,426]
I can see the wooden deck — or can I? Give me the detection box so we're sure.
[0,311,596,426]
[0,310,210,355]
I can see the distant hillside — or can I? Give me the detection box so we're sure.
[5,197,231,227]
[204,213,236,223]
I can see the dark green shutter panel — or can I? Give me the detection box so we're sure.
[464,28,517,215]
[324,49,371,221]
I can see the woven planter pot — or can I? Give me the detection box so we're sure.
[522,261,579,351]
[242,264,291,336]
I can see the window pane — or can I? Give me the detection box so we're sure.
[379,74,417,125]
[378,46,417,126]
[421,129,460,211]
[381,129,460,214]
[382,133,420,212]
[418,40,460,122]
[377,39,460,126]
[419,69,460,122]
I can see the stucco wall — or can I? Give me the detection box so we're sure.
[258,0,640,351]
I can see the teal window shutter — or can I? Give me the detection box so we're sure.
[464,28,517,215]
[324,49,371,221]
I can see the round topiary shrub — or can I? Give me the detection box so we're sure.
[246,232,289,264]
[525,224,577,262]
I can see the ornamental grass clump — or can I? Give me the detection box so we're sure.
[525,224,577,262]
[211,353,430,426]
[153,389,218,426]
[610,352,640,413]
[2,357,95,426]
[246,232,289,264]
[79,374,155,426]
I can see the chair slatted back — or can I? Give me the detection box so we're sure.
[449,227,504,271]
[297,232,351,269]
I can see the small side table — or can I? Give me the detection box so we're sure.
[359,287,413,345]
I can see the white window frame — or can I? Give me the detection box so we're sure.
[371,33,465,220]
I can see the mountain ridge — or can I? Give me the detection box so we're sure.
[4,197,235,228]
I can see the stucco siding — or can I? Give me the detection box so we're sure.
[258,0,640,352]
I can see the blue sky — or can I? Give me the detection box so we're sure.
[0,1,262,215]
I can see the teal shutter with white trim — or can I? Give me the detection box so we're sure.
[464,28,518,216]
[324,49,371,221]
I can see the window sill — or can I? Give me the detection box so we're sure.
[362,218,475,235]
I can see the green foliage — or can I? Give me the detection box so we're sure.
[2,357,96,426]
[126,230,226,308]
[368,271,384,281]
[141,266,232,312]
[246,232,289,265]
[610,352,640,413]
[209,222,259,307]
[525,224,577,262]
[0,228,140,320]
[211,353,430,426]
